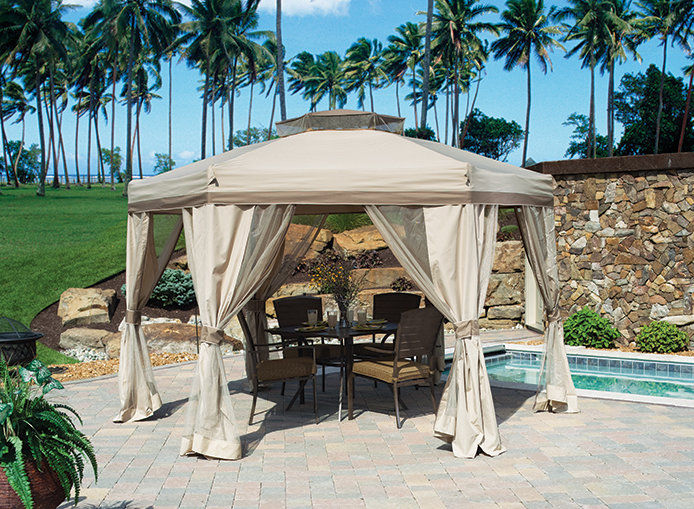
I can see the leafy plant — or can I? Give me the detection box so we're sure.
[391,276,415,292]
[564,307,621,349]
[122,268,196,308]
[353,250,383,269]
[404,126,437,141]
[636,321,690,354]
[0,358,97,507]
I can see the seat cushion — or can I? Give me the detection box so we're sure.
[257,357,316,382]
[352,360,431,383]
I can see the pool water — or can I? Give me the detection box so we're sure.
[482,351,694,400]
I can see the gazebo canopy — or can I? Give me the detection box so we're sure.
[128,110,553,214]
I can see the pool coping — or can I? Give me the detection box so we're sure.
[505,343,694,365]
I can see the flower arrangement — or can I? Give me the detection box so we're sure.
[0,358,97,508]
[309,252,365,322]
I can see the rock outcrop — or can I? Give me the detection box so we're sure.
[57,288,116,327]
[333,225,387,255]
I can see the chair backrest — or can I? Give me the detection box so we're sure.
[373,292,422,323]
[273,295,323,327]
[394,307,444,361]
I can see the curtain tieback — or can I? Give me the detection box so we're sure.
[125,309,142,325]
[245,299,265,313]
[200,326,225,345]
[546,308,562,322]
[454,320,479,339]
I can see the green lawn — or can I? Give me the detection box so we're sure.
[0,184,129,364]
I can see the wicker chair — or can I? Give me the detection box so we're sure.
[239,312,318,425]
[348,307,443,428]
[353,292,422,359]
[273,295,343,392]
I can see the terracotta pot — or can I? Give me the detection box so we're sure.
[0,460,65,509]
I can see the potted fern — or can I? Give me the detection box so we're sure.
[0,358,97,508]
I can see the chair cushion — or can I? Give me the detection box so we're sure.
[352,360,431,383]
[257,357,316,382]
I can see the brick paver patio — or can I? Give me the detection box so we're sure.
[55,352,694,509]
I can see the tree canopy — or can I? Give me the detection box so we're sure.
[461,109,524,161]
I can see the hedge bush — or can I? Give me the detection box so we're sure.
[122,268,196,308]
[564,307,621,349]
[636,321,690,353]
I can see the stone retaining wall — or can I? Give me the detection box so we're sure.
[531,153,694,339]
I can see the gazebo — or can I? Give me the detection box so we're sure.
[118,110,577,461]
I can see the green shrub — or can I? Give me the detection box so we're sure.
[122,268,196,308]
[636,321,690,353]
[564,307,621,349]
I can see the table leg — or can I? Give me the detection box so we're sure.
[346,335,354,419]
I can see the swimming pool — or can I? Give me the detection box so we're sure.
[483,350,694,401]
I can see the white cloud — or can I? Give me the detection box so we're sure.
[258,0,351,16]
[178,150,195,162]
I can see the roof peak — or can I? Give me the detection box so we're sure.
[276,109,405,137]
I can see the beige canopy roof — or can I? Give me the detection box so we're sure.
[276,109,405,136]
[128,111,553,213]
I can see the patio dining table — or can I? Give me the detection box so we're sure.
[266,321,398,419]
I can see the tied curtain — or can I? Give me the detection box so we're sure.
[366,204,504,458]
[116,212,182,423]
[517,206,578,413]
[180,204,294,460]
[241,215,327,373]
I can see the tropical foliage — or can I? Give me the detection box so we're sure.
[564,307,621,349]
[462,108,524,160]
[0,358,97,508]
[636,320,689,353]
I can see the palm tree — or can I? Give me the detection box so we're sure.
[385,22,424,126]
[680,59,694,151]
[636,0,679,153]
[276,0,287,121]
[2,81,34,187]
[601,0,640,156]
[674,1,693,152]
[306,51,348,109]
[558,0,613,158]
[431,0,499,147]
[2,0,73,196]
[88,0,179,194]
[492,0,564,166]
[129,59,161,178]
[421,0,435,129]
[344,38,387,111]
[287,51,318,109]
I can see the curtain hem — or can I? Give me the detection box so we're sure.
[180,433,243,460]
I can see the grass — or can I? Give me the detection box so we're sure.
[293,213,372,233]
[0,184,130,364]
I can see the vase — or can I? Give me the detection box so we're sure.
[0,460,65,509]
[337,301,350,327]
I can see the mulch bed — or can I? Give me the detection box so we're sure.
[51,352,198,382]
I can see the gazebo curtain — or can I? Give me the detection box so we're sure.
[366,204,504,458]
[516,206,578,413]
[116,212,183,422]
[241,215,327,372]
[180,204,294,460]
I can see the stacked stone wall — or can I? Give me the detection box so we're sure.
[553,169,694,339]
[481,241,525,330]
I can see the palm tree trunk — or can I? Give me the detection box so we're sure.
[420,0,433,130]
[35,67,48,197]
[56,108,70,188]
[453,74,460,148]
[168,56,173,171]
[445,81,449,145]
[433,98,440,141]
[211,91,216,156]
[12,118,24,187]
[268,86,277,140]
[48,68,60,188]
[229,59,237,150]
[135,108,142,179]
[74,109,81,185]
[221,96,225,151]
[460,75,481,147]
[87,103,92,189]
[0,76,9,180]
[589,60,596,158]
[43,96,53,176]
[522,65,531,167]
[654,36,667,154]
[395,80,401,117]
[411,66,418,128]
[608,61,614,157]
[276,0,287,121]
[369,82,374,112]
[678,67,693,152]
[201,54,210,159]
[124,19,136,196]
[247,80,254,145]
[95,110,105,185]
[111,64,117,189]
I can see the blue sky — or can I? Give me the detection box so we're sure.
[5,0,692,174]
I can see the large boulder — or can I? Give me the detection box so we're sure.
[105,322,243,359]
[492,241,524,273]
[354,267,408,289]
[167,254,189,272]
[333,225,387,255]
[60,328,112,350]
[485,273,524,306]
[286,223,333,260]
[58,288,116,327]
